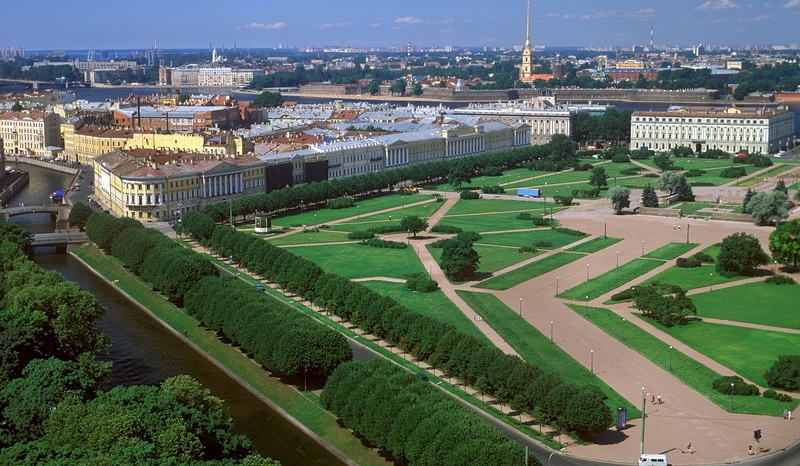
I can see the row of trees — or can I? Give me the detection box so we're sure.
[183,219,613,438]
[321,359,528,466]
[0,223,273,464]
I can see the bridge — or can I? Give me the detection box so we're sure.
[0,204,70,222]
[0,78,57,90]
[31,231,89,253]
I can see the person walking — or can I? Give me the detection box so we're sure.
[657,394,662,404]
[651,394,656,405]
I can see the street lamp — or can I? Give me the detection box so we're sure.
[641,387,648,455]
[686,224,690,244]
[709,273,713,292]
[550,320,554,342]
[669,346,673,371]
[519,298,522,317]
[556,276,559,295]
[429,262,432,276]
[590,350,594,374]
[641,240,645,257]
[548,447,566,466]
[585,295,589,316]
[616,250,619,268]
[586,263,590,282]
[730,383,735,411]
[622,318,626,343]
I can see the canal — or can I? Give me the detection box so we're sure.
[9,164,346,465]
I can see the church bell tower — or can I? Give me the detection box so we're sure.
[519,0,533,81]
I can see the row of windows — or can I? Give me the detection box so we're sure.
[634,117,768,125]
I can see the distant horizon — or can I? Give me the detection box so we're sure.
[4,1,800,52]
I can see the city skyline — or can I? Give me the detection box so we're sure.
[4,0,800,52]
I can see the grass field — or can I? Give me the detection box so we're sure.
[690,281,800,329]
[642,264,743,291]
[643,242,700,260]
[567,236,623,253]
[478,229,589,249]
[444,198,546,216]
[736,164,796,187]
[559,258,666,301]
[567,303,797,415]
[435,211,547,233]
[473,244,540,274]
[457,290,640,417]
[474,252,584,291]
[267,229,352,245]
[288,243,425,279]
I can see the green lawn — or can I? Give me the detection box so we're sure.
[457,291,639,418]
[478,229,589,249]
[360,280,491,344]
[288,243,425,279]
[473,244,541,274]
[567,236,623,254]
[474,252,584,291]
[642,264,741,292]
[444,198,546,216]
[736,164,796,187]
[643,242,700,260]
[559,258,665,301]
[691,282,800,329]
[568,303,797,415]
[267,230,352,245]
[435,212,545,233]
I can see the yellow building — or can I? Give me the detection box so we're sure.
[93,149,267,221]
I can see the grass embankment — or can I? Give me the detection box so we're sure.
[71,243,392,466]
[565,303,798,416]
[458,290,640,419]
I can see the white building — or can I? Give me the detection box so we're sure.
[0,110,61,156]
[630,106,795,154]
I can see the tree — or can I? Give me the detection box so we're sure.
[764,355,800,391]
[747,191,788,225]
[411,82,423,96]
[769,218,800,270]
[447,159,473,189]
[633,282,696,327]
[673,175,694,201]
[11,102,23,112]
[742,188,756,214]
[656,172,682,195]
[390,78,407,96]
[775,178,788,194]
[653,153,675,171]
[548,134,576,164]
[67,202,93,231]
[717,232,770,277]
[440,237,480,281]
[366,79,380,95]
[400,216,428,238]
[641,184,659,208]
[252,90,284,108]
[606,186,630,214]
[589,166,608,187]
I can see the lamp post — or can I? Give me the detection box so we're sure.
[519,298,522,317]
[586,263,590,282]
[590,350,594,374]
[429,262,432,276]
[585,295,589,316]
[550,320,554,342]
[730,383,735,411]
[641,240,645,257]
[709,272,713,292]
[622,318,626,343]
[641,387,648,455]
[669,346,673,371]
[547,448,566,466]
[556,276,559,295]
[686,224,690,244]
[616,250,619,268]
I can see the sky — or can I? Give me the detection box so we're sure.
[4,0,800,52]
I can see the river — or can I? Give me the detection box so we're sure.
[7,165,346,465]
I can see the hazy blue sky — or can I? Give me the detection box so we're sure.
[5,0,800,51]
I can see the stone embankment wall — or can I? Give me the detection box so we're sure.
[709,212,755,223]
[638,207,682,218]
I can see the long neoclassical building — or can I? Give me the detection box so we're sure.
[629,106,795,154]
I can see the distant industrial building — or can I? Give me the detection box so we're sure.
[630,106,795,154]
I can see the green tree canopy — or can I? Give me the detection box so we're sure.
[589,166,608,187]
[769,218,800,270]
[67,202,93,231]
[252,90,284,108]
[748,191,788,225]
[606,185,631,214]
[400,215,429,238]
[717,232,770,277]
[440,237,480,281]
[641,184,659,208]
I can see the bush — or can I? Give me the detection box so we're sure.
[460,190,480,200]
[643,173,659,178]
[693,252,714,263]
[571,188,601,199]
[348,231,375,240]
[553,195,574,206]
[534,241,553,248]
[367,225,408,234]
[685,169,706,177]
[630,150,652,160]
[552,227,588,237]
[712,375,760,396]
[531,217,553,227]
[763,389,794,403]
[610,287,638,301]
[573,164,593,172]
[518,246,536,253]
[611,153,630,163]
[482,185,506,194]
[430,225,462,234]
[359,238,407,249]
[327,197,354,209]
[765,355,800,391]
[676,257,702,268]
[405,273,439,292]
[517,212,533,220]
[721,166,747,178]
[483,165,503,176]
[765,275,796,285]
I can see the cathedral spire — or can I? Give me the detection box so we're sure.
[520,0,533,81]
[525,0,531,49]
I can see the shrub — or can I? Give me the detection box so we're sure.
[688,181,715,187]
[630,150,652,160]
[574,164,594,172]
[553,195,574,206]
[763,389,794,403]
[531,217,553,226]
[552,227,588,237]
[712,375,760,396]
[348,231,375,240]
[676,257,702,268]
[765,275,796,285]
[610,287,638,301]
[765,355,800,391]
[685,169,706,177]
[456,231,482,243]
[611,153,630,163]
[517,212,533,220]
[430,225,462,234]
[483,165,503,176]
[721,166,747,178]
[643,173,659,178]
[482,185,505,194]
[460,190,480,200]
[405,273,439,292]
[534,241,553,248]
[327,197,355,209]
[518,246,536,253]
[693,252,714,263]
[571,188,601,199]
[359,238,407,249]
[367,225,408,234]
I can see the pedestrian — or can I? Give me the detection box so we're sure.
[673,223,676,230]
[687,443,693,454]
[657,393,662,404]
[651,394,656,404]
[789,410,793,420]
[784,408,789,419]
[748,445,754,456]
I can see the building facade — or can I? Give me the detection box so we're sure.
[630,106,795,154]
[93,150,267,221]
[0,111,61,156]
